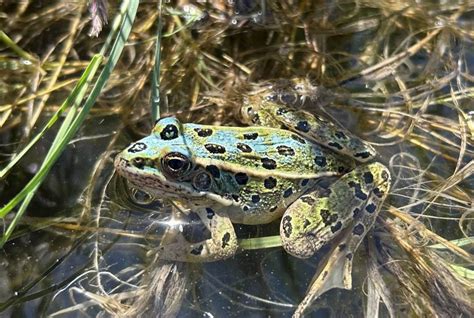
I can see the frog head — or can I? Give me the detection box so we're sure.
[114,117,213,199]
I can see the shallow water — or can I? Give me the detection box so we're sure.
[0,1,472,317]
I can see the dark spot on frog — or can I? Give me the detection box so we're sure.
[206,165,220,178]
[160,124,179,140]
[231,194,240,202]
[365,203,377,213]
[346,253,353,260]
[303,219,311,228]
[132,158,145,169]
[128,142,147,153]
[221,232,231,248]
[314,156,327,167]
[194,127,213,137]
[363,171,374,184]
[204,143,226,154]
[355,188,368,200]
[381,170,389,182]
[237,142,252,153]
[277,145,295,156]
[283,188,293,198]
[295,120,310,133]
[335,131,347,139]
[243,205,249,211]
[353,223,365,236]
[251,194,261,203]
[320,209,331,225]
[300,179,309,186]
[264,177,277,189]
[328,141,343,150]
[331,221,342,233]
[301,196,316,205]
[349,181,368,200]
[355,151,371,159]
[276,107,288,116]
[234,172,249,185]
[338,243,346,251]
[243,132,258,140]
[270,206,278,212]
[206,207,215,219]
[373,187,384,198]
[291,134,306,144]
[353,207,361,218]
[190,244,204,255]
[282,215,293,238]
[261,158,277,169]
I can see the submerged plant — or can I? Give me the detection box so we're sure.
[0,1,472,317]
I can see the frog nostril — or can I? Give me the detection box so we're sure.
[132,158,145,169]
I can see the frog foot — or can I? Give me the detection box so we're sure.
[280,162,391,316]
[158,209,238,262]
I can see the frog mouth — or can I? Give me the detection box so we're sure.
[114,156,193,196]
[114,157,235,206]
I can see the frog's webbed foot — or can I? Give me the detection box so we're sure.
[158,208,238,262]
[280,163,391,316]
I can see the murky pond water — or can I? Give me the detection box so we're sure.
[0,1,472,317]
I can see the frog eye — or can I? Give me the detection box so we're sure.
[162,152,191,177]
[192,171,212,191]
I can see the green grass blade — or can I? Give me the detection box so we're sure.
[0,55,102,179]
[239,235,282,250]
[0,55,102,218]
[0,0,139,245]
[0,30,39,63]
[150,0,163,121]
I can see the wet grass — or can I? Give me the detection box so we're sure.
[0,0,472,317]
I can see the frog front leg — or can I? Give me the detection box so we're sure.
[280,162,390,275]
[158,207,238,262]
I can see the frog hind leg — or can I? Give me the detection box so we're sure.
[244,96,377,162]
[280,162,390,314]
[158,207,238,262]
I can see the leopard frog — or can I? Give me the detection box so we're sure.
[114,93,391,293]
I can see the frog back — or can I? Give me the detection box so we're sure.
[182,123,350,180]
[178,122,352,224]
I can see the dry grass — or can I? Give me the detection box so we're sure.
[0,0,472,317]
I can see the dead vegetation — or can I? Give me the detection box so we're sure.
[0,1,472,317]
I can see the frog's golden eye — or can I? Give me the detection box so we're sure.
[162,152,191,177]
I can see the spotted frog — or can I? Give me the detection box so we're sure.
[114,93,391,285]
